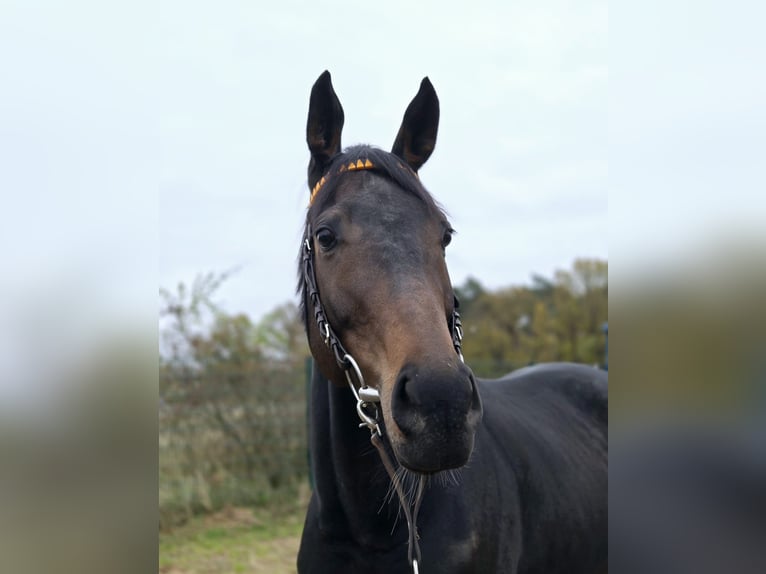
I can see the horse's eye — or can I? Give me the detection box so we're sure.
[316,228,337,251]
[442,229,454,249]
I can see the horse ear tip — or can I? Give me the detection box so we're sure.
[420,77,437,98]
[315,70,332,86]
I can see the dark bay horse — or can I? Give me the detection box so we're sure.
[297,71,607,574]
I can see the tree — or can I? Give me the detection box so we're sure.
[159,272,309,526]
[455,258,608,370]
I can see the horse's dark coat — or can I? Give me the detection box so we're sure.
[298,363,607,573]
[296,71,607,573]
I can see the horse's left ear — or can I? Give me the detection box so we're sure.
[307,70,345,190]
[392,77,440,172]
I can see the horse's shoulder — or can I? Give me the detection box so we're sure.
[474,364,608,572]
[478,362,607,425]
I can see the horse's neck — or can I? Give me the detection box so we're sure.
[309,361,402,545]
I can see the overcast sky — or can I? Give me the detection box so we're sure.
[1,0,604,408]
[156,0,608,320]
[3,0,763,327]
[3,0,766,409]
[0,1,608,329]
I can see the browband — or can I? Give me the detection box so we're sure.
[309,158,375,205]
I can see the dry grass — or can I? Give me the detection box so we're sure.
[160,485,310,574]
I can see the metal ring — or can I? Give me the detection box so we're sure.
[343,354,380,403]
[356,401,380,434]
[342,354,381,435]
[343,353,365,389]
[346,370,360,402]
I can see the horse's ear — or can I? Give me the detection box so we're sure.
[392,77,440,172]
[307,71,345,190]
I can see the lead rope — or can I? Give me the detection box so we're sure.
[371,433,425,574]
[344,356,423,574]
[303,229,464,574]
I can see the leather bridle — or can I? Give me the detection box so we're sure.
[301,220,465,574]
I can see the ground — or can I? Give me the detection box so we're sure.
[159,503,305,574]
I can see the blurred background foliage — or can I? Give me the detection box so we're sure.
[456,258,608,376]
[158,258,608,529]
[159,273,310,530]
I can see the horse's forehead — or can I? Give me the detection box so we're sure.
[335,176,438,234]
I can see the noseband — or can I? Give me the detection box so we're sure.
[301,162,465,573]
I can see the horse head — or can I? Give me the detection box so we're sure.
[300,71,482,474]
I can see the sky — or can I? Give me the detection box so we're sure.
[3,4,766,563]
[0,0,608,329]
[3,0,764,407]
[155,0,608,320]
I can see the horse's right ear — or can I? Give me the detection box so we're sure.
[391,77,439,172]
[307,71,345,190]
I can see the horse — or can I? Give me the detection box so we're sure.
[296,71,607,574]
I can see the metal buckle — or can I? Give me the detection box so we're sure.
[343,353,381,435]
[343,354,379,402]
[358,386,380,403]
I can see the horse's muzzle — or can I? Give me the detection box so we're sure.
[390,362,483,472]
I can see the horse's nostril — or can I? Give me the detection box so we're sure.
[392,367,419,436]
[397,367,427,406]
[392,363,478,438]
[396,371,411,402]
